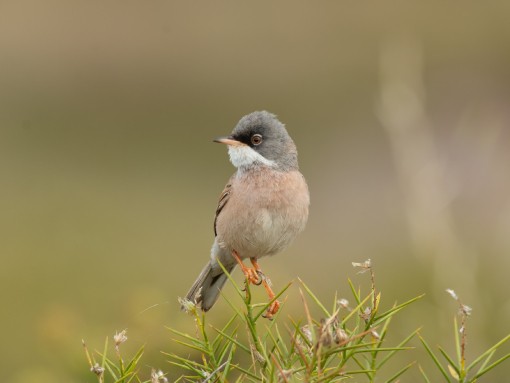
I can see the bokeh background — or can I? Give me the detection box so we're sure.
[1,1,509,381]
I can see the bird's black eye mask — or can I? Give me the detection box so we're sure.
[232,125,268,148]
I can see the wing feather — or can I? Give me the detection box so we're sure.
[214,180,233,236]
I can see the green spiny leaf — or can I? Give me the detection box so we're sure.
[373,294,425,323]
[438,346,459,377]
[467,333,510,372]
[419,335,452,383]
[384,361,416,383]
[472,353,510,381]
[298,278,331,317]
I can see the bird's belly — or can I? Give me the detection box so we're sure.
[215,169,309,260]
[219,210,292,259]
[248,208,292,254]
[218,202,308,259]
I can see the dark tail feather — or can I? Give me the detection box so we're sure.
[184,261,234,311]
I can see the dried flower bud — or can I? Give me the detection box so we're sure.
[352,259,372,273]
[301,325,313,344]
[461,304,472,316]
[334,328,349,344]
[294,325,313,355]
[448,364,459,379]
[91,363,105,377]
[178,297,197,315]
[446,288,458,300]
[361,307,372,322]
[114,329,128,349]
[250,344,266,363]
[317,318,333,348]
[337,298,350,310]
[151,369,168,383]
[279,369,294,381]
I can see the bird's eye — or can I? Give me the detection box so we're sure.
[251,134,263,146]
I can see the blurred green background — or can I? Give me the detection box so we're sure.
[1,1,510,381]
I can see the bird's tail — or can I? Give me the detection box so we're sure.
[184,261,235,311]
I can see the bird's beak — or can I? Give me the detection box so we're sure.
[213,136,246,146]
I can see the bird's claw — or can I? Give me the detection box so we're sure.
[246,268,262,285]
[262,299,281,320]
[254,271,265,285]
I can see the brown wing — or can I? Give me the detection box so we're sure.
[214,180,233,237]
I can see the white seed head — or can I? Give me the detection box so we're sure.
[114,329,128,348]
[91,363,105,377]
[352,259,372,273]
[151,369,168,383]
[178,297,197,315]
[361,307,372,322]
[446,289,458,301]
[301,325,313,343]
[250,344,266,363]
[371,329,381,340]
[338,298,350,309]
[461,304,472,316]
[334,328,349,344]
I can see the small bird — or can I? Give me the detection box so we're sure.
[184,111,309,318]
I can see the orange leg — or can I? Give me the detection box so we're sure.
[231,250,262,285]
[250,258,280,320]
[230,251,280,319]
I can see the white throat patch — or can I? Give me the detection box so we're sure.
[228,145,276,169]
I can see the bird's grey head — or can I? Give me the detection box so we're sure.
[214,111,299,171]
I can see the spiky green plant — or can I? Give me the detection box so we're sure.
[83,261,510,382]
[83,329,167,383]
[419,289,510,383]
[170,260,421,382]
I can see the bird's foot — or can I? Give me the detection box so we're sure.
[261,276,280,319]
[245,267,263,285]
[262,297,280,320]
[230,251,280,319]
[231,251,263,285]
